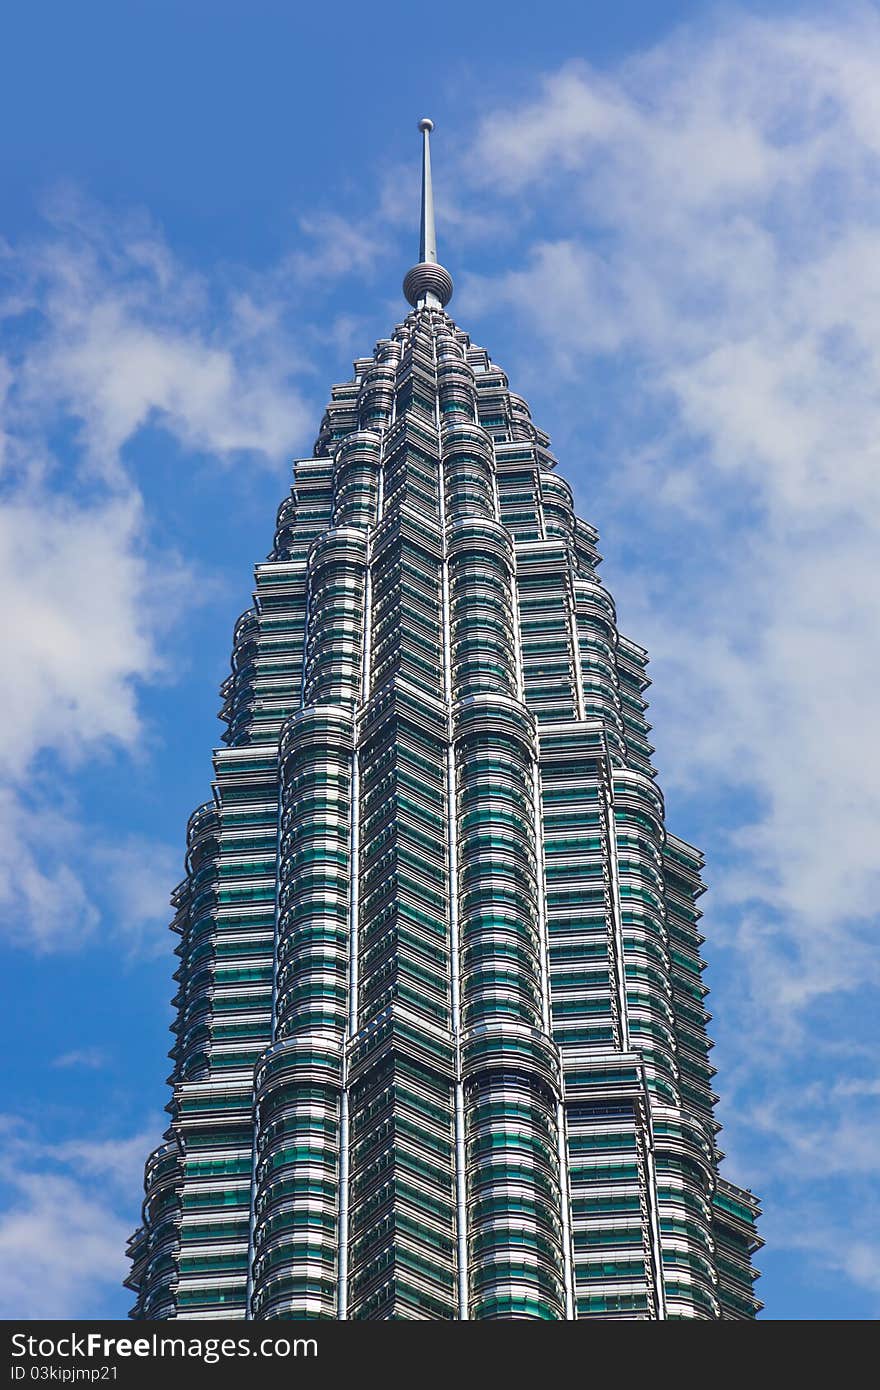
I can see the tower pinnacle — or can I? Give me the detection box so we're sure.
[403,117,454,309]
[127,120,763,1327]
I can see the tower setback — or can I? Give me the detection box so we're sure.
[127,122,762,1321]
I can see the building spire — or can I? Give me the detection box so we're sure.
[418,117,438,264]
[403,117,454,309]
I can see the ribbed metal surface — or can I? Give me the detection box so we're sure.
[127,296,761,1321]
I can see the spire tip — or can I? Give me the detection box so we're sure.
[404,116,453,309]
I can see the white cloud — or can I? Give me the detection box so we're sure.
[287,212,385,283]
[4,196,312,478]
[90,837,181,958]
[0,789,180,955]
[767,1200,880,1302]
[0,493,162,779]
[0,484,181,954]
[0,788,99,953]
[0,198,320,955]
[463,7,880,1019]
[746,1078,880,1181]
[0,1117,156,1318]
[0,1169,129,1319]
[50,1131,157,1193]
[51,1048,107,1070]
[457,6,880,1299]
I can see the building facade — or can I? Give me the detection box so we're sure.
[127,121,762,1321]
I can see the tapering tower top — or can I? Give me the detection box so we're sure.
[403,117,454,309]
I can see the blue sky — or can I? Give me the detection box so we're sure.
[1,0,878,1320]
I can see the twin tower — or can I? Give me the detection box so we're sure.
[127,122,762,1320]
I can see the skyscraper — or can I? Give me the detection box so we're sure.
[127,120,762,1322]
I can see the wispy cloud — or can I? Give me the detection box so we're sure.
[462,5,880,1028]
[0,1170,129,1319]
[286,211,386,284]
[0,194,326,956]
[0,788,99,953]
[90,837,182,958]
[51,1048,107,1071]
[457,5,880,1298]
[0,1115,157,1318]
[3,193,313,480]
[0,493,169,782]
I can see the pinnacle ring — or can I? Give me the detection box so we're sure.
[403,261,454,308]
